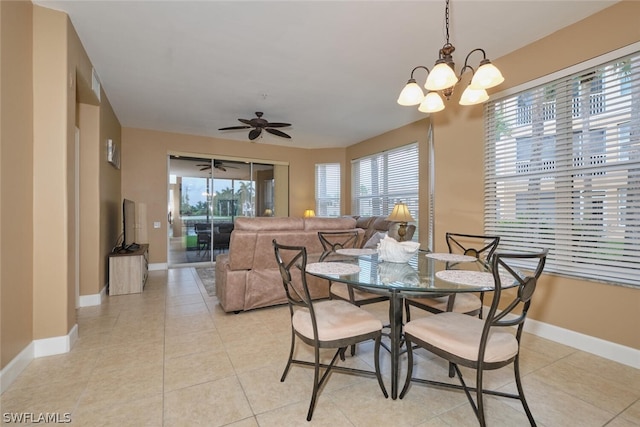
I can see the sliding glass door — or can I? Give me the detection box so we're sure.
[168,155,288,266]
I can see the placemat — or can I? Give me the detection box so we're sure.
[435,270,495,288]
[426,253,477,263]
[306,262,361,275]
[335,248,377,256]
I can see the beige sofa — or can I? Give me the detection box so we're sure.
[215,216,365,312]
[214,215,412,313]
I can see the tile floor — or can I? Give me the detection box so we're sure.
[1,267,639,426]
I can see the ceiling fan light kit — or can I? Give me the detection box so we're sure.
[397,0,504,113]
[218,111,292,141]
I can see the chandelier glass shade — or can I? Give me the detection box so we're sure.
[397,0,504,113]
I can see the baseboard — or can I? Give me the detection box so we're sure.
[0,342,34,394]
[149,263,167,271]
[524,318,640,369]
[0,324,78,395]
[78,286,106,307]
[33,324,78,358]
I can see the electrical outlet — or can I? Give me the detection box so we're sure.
[153,222,161,229]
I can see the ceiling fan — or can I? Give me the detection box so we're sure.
[218,112,292,141]
[197,160,238,172]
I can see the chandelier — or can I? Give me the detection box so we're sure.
[397,0,504,113]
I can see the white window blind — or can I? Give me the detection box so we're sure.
[485,51,640,287]
[351,142,419,224]
[315,163,341,217]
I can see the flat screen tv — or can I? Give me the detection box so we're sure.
[122,198,139,251]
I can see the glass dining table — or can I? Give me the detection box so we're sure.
[304,249,513,400]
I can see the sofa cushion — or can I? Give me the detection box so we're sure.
[304,216,356,230]
[354,216,376,229]
[361,216,394,244]
[234,216,304,231]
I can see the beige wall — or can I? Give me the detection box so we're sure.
[32,2,71,341]
[431,0,640,349]
[1,3,122,370]
[0,0,35,368]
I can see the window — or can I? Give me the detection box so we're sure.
[485,51,640,287]
[315,163,341,217]
[351,142,419,226]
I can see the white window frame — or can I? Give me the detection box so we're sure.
[484,44,640,288]
[315,163,341,217]
[351,142,419,237]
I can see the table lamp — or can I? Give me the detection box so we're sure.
[303,209,316,218]
[387,202,415,241]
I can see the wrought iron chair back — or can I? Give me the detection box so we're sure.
[445,232,500,263]
[400,249,548,427]
[318,230,360,253]
[273,239,388,421]
[317,231,389,355]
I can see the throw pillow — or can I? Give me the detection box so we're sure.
[364,232,387,249]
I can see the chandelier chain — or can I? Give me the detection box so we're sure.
[444,0,450,45]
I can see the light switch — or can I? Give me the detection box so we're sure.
[153,222,161,229]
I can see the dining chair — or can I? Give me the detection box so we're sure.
[400,249,548,427]
[318,231,390,355]
[273,240,388,421]
[194,223,212,257]
[405,233,500,321]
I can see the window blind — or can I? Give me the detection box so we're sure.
[351,142,419,229]
[315,163,341,217]
[484,52,640,287]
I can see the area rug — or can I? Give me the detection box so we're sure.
[196,266,216,297]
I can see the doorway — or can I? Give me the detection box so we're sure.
[167,155,284,266]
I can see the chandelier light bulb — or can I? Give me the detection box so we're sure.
[397,80,425,106]
[459,86,489,105]
[425,61,458,91]
[469,60,505,89]
[418,92,445,113]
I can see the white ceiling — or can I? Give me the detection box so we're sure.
[36,0,618,149]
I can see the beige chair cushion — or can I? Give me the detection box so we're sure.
[330,282,384,303]
[293,300,383,342]
[407,293,481,314]
[404,312,518,363]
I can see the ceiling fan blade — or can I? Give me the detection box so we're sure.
[238,119,253,125]
[265,122,291,128]
[219,125,251,130]
[249,128,262,140]
[216,166,227,172]
[265,128,291,139]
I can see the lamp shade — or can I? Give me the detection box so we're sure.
[387,202,415,223]
[459,86,489,106]
[418,92,445,113]
[469,60,504,90]
[303,209,316,218]
[425,61,458,91]
[397,80,425,106]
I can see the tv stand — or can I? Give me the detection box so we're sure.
[108,244,149,296]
